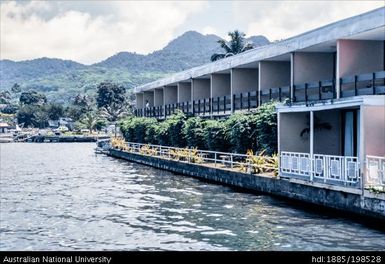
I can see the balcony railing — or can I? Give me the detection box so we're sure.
[340,71,385,98]
[134,71,385,118]
[212,95,232,114]
[280,151,360,187]
[293,79,335,103]
[366,155,385,189]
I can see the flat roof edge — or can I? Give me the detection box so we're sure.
[135,7,385,94]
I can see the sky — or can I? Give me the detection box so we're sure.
[1,0,384,65]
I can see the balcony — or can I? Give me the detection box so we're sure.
[134,70,385,118]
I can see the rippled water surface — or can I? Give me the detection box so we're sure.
[1,143,384,250]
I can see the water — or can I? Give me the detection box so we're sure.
[1,143,384,251]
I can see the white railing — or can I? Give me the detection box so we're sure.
[116,142,277,174]
[280,151,360,187]
[366,155,385,188]
[126,142,248,168]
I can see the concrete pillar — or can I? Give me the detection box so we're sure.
[163,85,178,105]
[136,93,144,108]
[154,88,164,107]
[292,52,335,85]
[211,73,231,98]
[337,40,384,98]
[143,91,154,107]
[177,82,192,103]
[192,78,210,100]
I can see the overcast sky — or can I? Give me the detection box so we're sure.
[1,0,383,64]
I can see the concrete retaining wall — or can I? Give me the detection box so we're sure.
[109,149,385,220]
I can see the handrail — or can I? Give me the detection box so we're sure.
[133,70,385,118]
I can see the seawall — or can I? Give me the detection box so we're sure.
[109,148,385,220]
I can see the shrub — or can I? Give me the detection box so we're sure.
[183,116,206,149]
[254,102,277,155]
[163,110,186,147]
[203,119,228,152]
[225,112,257,153]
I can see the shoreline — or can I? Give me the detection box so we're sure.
[108,148,385,221]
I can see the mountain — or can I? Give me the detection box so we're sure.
[0,58,85,84]
[0,31,270,103]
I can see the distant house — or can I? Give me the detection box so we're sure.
[48,117,74,130]
[48,120,60,128]
[0,122,12,133]
[59,117,74,130]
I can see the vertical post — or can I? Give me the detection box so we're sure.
[232,94,236,113]
[223,96,226,113]
[318,81,322,100]
[192,100,195,115]
[279,87,282,102]
[203,98,206,115]
[310,111,314,182]
[354,75,358,96]
[305,83,308,103]
[269,88,272,101]
[247,92,251,111]
[214,152,217,167]
[372,72,376,94]
[292,85,296,102]
[217,97,220,114]
[198,99,201,115]
[240,93,243,110]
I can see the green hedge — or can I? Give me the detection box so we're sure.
[120,102,277,155]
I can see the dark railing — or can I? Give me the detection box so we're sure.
[192,98,211,116]
[293,79,335,103]
[340,71,385,98]
[134,70,385,118]
[260,86,291,105]
[211,95,232,114]
[232,91,259,111]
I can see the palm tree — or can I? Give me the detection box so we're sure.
[81,112,99,133]
[98,103,130,123]
[211,30,254,61]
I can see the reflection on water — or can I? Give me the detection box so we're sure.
[1,143,384,250]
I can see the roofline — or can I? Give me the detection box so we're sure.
[134,7,385,93]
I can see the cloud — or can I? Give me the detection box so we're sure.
[201,26,221,36]
[0,1,208,64]
[235,1,384,41]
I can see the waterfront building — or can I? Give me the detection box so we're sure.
[133,8,385,188]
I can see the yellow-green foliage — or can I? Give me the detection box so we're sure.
[139,145,158,156]
[168,148,203,163]
[240,149,278,176]
[111,137,129,151]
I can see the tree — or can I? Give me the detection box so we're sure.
[19,91,47,105]
[80,112,99,133]
[73,94,92,112]
[17,105,37,127]
[211,30,253,61]
[46,103,64,120]
[11,83,21,93]
[1,104,18,114]
[96,81,126,109]
[99,103,129,123]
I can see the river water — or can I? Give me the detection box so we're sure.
[1,143,384,251]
